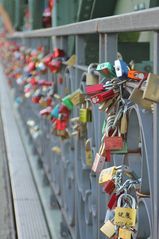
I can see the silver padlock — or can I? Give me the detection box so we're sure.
[86,63,99,85]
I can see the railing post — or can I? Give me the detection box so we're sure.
[152,31,159,239]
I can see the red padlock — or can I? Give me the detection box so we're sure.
[52,48,65,58]
[48,60,62,73]
[90,89,115,104]
[107,193,118,209]
[32,96,41,104]
[85,84,104,95]
[103,180,115,195]
[43,54,53,67]
[56,119,67,131]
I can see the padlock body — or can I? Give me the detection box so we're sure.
[79,108,92,123]
[92,153,105,174]
[103,180,115,195]
[100,220,115,238]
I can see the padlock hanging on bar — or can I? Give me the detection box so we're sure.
[114,59,129,78]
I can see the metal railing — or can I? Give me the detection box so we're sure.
[9,7,159,239]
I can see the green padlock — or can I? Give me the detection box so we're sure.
[96,62,116,78]
[62,95,74,110]
[79,102,92,123]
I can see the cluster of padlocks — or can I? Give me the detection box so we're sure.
[0,39,157,238]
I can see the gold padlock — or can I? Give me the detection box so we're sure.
[70,89,85,106]
[114,194,137,228]
[119,228,132,239]
[143,73,159,102]
[100,220,115,238]
[98,166,116,185]
[129,79,152,110]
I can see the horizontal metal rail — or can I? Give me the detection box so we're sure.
[9,7,159,39]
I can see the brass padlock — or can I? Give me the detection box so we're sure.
[143,73,159,102]
[86,63,99,85]
[70,89,85,106]
[129,78,152,110]
[98,166,116,186]
[114,193,137,228]
[118,228,132,239]
[100,220,116,238]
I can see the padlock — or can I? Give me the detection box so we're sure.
[118,228,132,239]
[100,220,116,238]
[107,193,118,209]
[91,143,106,174]
[104,127,124,151]
[48,60,62,73]
[96,62,116,78]
[98,166,116,186]
[62,96,74,110]
[143,73,159,102]
[52,48,65,58]
[43,54,53,67]
[114,59,129,78]
[128,70,148,81]
[120,108,128,135]
[51,146,61,154]
[114,193,137,228]
[59,104,70,121]
[98,94,118,112]
[85,139,93,167]
[70,89,85,105]
[85,84,105,95]
[50,104,60,119]
[90,89,115,104]
[86,63,99,85]
[79,102,92,123]
[39,97,48,107]
[40,106,52,116]
[103,179,116,195]
[111,141,128,154]
[129,78,152,110]
[65,54,77,66]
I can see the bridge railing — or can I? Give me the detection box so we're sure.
[9,7,159,239]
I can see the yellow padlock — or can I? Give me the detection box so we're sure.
[119,228,132,239]
[100,220,115,238]
[114,194,137,228]
[98,166,116,185]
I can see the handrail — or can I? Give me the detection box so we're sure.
[9,7,159,39]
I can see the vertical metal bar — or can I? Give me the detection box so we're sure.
[75,35,85,65]
[105,33,118,63]
[152,31,159,239]
[75,35,86,239]
[99,34,105,63]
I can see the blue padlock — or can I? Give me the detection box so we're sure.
[51,104,60,119]
[114,59,129,78]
